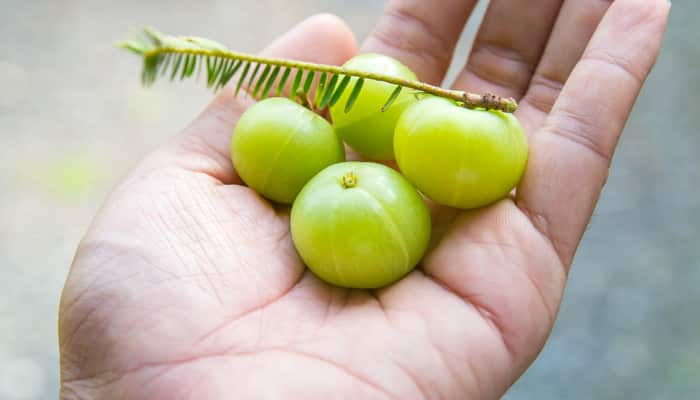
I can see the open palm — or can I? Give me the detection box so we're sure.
[59,1,669,399]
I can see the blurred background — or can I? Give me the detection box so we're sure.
[0,0,697,399]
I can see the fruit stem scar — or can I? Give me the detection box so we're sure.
[341,172,358,189]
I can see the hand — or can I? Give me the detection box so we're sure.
[59,1,670,398]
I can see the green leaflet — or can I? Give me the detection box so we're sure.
[261,66,281,99]
[290,69,303,100]
[381,86,402,112]
[302,70,315,95]
[235,62,251,97]
[252,64,271,98]
[318,74,338,110]
[276,67,292,96]
[329,75,351,107]
[345,78,364,113]
[314,72,327,107]
[246,63,262,94]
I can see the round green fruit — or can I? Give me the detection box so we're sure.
[231,97,345,204]
[329,54,418,161]
[291,162,431,289]
[394,97,528,209]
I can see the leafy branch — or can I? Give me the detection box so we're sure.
[118,27,518,113]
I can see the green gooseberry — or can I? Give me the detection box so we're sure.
[329,54,418,161]
[291,162,431,289]
[231,97,345,204]
[394,97,528,209]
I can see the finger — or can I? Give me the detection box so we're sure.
[452,0,563,100]
[516,0,611,134]
[361,0,478,84]
[156,14,357,184]
[516,0,671,267]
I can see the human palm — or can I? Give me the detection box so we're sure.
[59,1,669,399]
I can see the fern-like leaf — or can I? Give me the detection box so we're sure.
[117,27,518,113]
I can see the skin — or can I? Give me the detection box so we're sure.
[59,2,670,399]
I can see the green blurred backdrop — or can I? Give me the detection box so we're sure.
[0,1,697,399]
